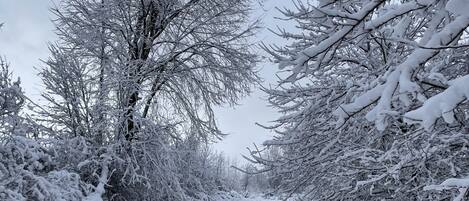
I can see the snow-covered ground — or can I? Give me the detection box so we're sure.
[223,195,280,201]
[211,191,281,201]
[219,195,280,201]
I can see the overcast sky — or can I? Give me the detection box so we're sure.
[0,0,294,161]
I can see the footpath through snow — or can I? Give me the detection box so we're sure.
[211,191,282,201]
[219,195,280,201]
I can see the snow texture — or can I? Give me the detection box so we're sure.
[405,75,469,131]
[446,0,469,16]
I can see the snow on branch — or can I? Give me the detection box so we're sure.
[405,74,469,131]
[335,12,469,130]
[286,1,384,78]
[364,1,427,30]
[425,177,469,201]
[259,0,469,200]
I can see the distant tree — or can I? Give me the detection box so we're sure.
[241,164,255,193]
[254,0,469,200]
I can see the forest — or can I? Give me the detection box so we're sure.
[0,0,468,200]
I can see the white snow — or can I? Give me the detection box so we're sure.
[424,176,469,201]
[212,192,281,201]
[335,11,469,131]
[438,178,469,188]
[220,196,280,201]
[446,0,469,16]
[364,1,426,30]
[294,1,382,71]
[405,75,469,131]
[333,84,385,127]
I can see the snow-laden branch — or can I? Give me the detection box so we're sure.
[425,177,469,201]
[288,1,383,70]
[404,74,469,131]
[425,177,469,191]
[83,152,111,201]
[332,84,385,127]
[335,12,469,130]
[363,1,427,30]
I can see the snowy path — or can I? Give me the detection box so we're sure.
[221,197,280,201]
[219,194,281,201]
[212,192,281,201]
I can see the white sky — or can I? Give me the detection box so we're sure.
[0,0,294,161]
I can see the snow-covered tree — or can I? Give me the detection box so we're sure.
[47,0,258,142]
[0,59,24,139]
[37,0,259,200]
[255,0,469,200]
[0,58,87,201]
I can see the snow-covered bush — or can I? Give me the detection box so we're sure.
[0,137,83,201]
[0,62,85,201]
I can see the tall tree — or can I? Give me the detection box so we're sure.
[46,0,258,142]
[38,0,259,200]
[255,0,469,200]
